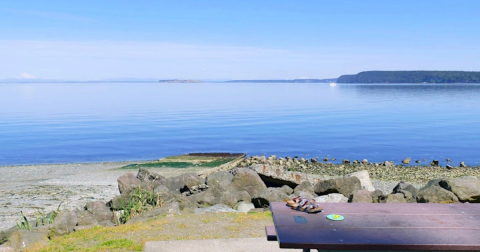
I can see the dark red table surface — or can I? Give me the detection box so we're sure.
[270,202,480,251]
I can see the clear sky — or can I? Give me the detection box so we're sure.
[1,0,479,80]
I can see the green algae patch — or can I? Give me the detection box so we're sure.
[119,153,244,170]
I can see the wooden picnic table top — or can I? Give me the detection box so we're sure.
[270,202,480,251]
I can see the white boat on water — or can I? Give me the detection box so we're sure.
[329,82,337,86]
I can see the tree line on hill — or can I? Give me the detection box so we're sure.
[337,71,480,83]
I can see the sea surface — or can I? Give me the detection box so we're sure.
[1,82,480,166]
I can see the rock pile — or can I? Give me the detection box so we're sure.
[2,162,480,250]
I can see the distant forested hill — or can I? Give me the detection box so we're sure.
[337,71,480,83]
[225,78,337,83]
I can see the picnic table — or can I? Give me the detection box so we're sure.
[269,202,480,252]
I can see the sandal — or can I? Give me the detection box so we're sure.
[299,199,316,211]
[305,202,324,214]
[286,196,303,207]
[292,198,314,210]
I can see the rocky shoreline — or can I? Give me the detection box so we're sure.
[1,155,480,250]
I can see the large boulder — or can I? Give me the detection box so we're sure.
[110,193,131,210]
[137,168,164,184]
[439,176,480,203]
[5,230,49,250]
[76,211,99,230]
[280,185,294,195]
[350,190,373,203]
[314,193,348,203]
[371,190,385,203]
[206,171,234,188]
[417,185,459,203]
[294,181,315,195]
[189,185,244,208]
[346,170,375,191]
[314,176,362,198]
[127,202,180,224]
[49,210,78,238]
[85,201,113,223]
[231,168,267,197]
[117,173,141,194]
[162,173,206,194]
[251,188,289,208]
[392,182,419,199]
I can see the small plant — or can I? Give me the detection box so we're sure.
[119,186,163,224]
[17,211,32,231]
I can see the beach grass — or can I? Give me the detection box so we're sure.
[26,211,273,252]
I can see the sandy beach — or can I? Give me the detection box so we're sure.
[0,161,224,231]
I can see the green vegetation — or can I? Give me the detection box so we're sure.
[119,187,163,224]
[120,157,236,169]
[17,211,32,231]
[26,211,273,252]
[337,71,480,83]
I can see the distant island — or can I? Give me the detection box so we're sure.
[337,71,480,83]
[225,78,337,83]
[158,79,203,83]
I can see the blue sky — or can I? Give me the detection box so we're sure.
[1,0,479,80]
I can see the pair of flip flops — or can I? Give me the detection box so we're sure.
[286,196,324,213]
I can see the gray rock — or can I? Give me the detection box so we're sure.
[110,193,131,210]
[206,171,234,188]
[314,176,362,198]
[415,160,421,163]
[231,168,267,197]
[446,164,454,170]
[350,190,373,203]
[252,188,289,208]
[178,198,198,214]
[361,159,368,164]
[137,168,164,183]
[417,185,459,203]
[392,182,419,198]
[342,159,350,164]
[431,160,439,166]
[235,202,255,213]
[76,211,100,230]
[440,176,480,203]
[280,185,294,195]
[162,173,205,194]
[346,170,375,191]
[49,210,78,238]
[294,181,315,195]
[117,173,141,194]
[194,204,237,214]
[385,194,407,203]
[236,190,252,203]
[85,201,113,223]
[127,202,181,224]
[371,190,384,203]
[5,230,49,250]
[460,161,466,167]
[314,193,348,203]
[402,157,411,164]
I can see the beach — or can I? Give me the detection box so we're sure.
[0,161,227,231]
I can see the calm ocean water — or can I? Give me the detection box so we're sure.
[1,82,479,166]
